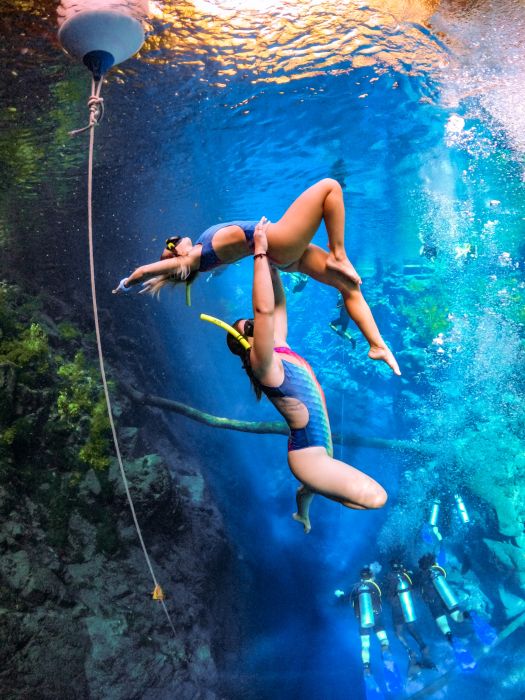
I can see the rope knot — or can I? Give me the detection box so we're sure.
[87,94,104,124]
[69,78,105,137]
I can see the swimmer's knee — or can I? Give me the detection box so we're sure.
[340,482,387,510]
[340,280,361,295]
[319,177,343,195]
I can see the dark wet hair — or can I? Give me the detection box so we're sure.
[226,319,262,400]
[360,566,373,580]
[185,270,199,286]
[418,553,435,570]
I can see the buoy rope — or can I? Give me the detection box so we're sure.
[337,311,345,524]
[75,77,177,636]
[339,330,345,462]
[69,79,105,137]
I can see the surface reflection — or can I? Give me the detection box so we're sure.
[143,0,445,85]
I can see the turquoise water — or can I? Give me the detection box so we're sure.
[1,1,524,698]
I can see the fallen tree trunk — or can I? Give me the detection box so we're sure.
[121,383,433,454]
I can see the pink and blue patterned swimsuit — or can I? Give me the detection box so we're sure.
[259,347,333,457]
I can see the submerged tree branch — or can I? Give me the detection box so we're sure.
[120,383,432,454]
[121,382,288,435]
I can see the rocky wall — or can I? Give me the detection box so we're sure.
[0,282,239,699]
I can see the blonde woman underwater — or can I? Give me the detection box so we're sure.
[114,179,400,376]
[224,218,387,532]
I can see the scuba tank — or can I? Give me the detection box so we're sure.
[429,499,440,527]
[358,582,375,628]
[429,498,443,541]
[396,573,417,623]
[430,565,458,610]
[454,493,470,523]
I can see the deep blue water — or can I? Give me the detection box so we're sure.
[2,1,525,698]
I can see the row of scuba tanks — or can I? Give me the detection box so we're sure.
[429,494,469,535]
[358,566,459,629]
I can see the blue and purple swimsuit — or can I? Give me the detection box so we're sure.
[196,220,259,272]
[259,347,333,457]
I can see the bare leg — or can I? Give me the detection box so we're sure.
[435,614,452,638]
[292,484,314,533]
[342,287,401,375]
[267,179,360,285]
[288,446,387,510]
[297,244,401,375]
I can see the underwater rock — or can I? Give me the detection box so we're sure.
[108,452,172,520]
[68,512,99,562]
[0,362,17,415]
[118,425,138,452]
[447,566,493,615]
[0,608,90,699]
[178,472,205,505]
[396,347,427,375]
[0,285,238,699]
[484,538,525,587]
[497,585,525,619]
[77,468,102,499]
[459,430,525,540]
[470,481,523,539]
[0,549,67,606]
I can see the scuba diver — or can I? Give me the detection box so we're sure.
[113,179,400,375]
[419,243,438,261]
[421,491,471,564]
[384,558,435,672]
[351,565,402,697]
[417,553,476,671]
[288,271,309,293]
[218,218,387,532]
[329,294,357,347]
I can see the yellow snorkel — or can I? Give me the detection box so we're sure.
[164,235,193,306]
[200,313,252,350]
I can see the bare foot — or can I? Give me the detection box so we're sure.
[292,512,311,534]
[368,344,401,375]
[326,254,362,286]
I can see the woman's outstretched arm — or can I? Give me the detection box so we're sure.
[112,255,196,293]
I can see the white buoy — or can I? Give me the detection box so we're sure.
[57,1,147,79]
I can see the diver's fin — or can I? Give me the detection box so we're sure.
[407,658,422,680]
[469,611,497,646]
[328,322,357,347]
[418,653,437,670]
[451,637,476,672]
[420,523,434,545]
[382,649,403,694]
[364,670,385,700]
